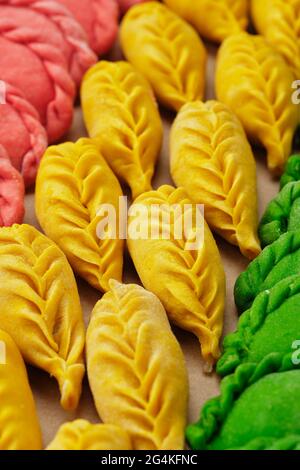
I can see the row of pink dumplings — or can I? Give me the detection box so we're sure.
[0,0,146,226]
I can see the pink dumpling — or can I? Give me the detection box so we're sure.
[0,82,47,187]
[0,153,25,226]
[0,36,75,142]
[0,0,97,87]
[117,0,147,14]
[56,0,119,55]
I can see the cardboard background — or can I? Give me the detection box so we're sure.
[24,42,279,447]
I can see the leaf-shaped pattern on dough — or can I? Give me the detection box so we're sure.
[170,100,261,260]
[218,275,300,377]
[86,281,188,450]
[0,329,42,450]
[259,181,300,247]
[280,154,300,189]
[127,185,226,368]
[120,2,207,112]
[47,420,132,450]
[251,0,300,80]
[35,138,124,292]
[0,224,85,410]
[81,61,163,199]
[235,231,300,313]
[216,32,299,175]
[163,0,249,43]
[187,362,300,450]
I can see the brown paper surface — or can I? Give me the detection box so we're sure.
[24,43,279,447]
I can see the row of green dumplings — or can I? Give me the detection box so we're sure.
[188,239,300,448]
[187,156,300,449]
[259,155,300,247]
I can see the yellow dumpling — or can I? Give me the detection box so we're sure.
[35,138,124,292]
[47,420,132,450]
[81,61,163,199]
[251,0,300,80]
[127,185,226,369]
[163,0,249,43]
[86,281,188,450]
[0,329,42,450]
[120,2,207,112]
[216,32,299,175]
[170,100,261,260]
[0,224,85,411]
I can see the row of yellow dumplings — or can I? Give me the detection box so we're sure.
[36,139,225,368]
[118,1,299,176]
[0,225,187,450]
[162,0,300,87]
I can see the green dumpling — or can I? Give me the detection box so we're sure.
[259,182,300,248]
[186,364,300,450]
[218,275,300,376]
[280,154,300,189]
[235,231,300,314]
